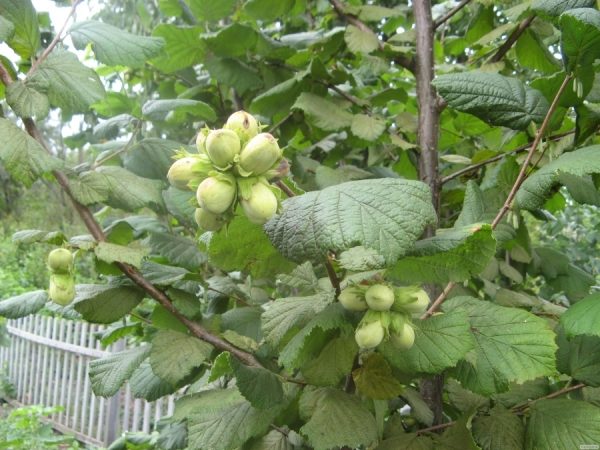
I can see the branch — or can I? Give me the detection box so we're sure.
[417,382,586,435]
[489,16,535,63]
[0,61,263,368]
[422,72,574,317]
[329,0,414,72]
[27,0,83,76]
[440,130,576,185]
[433,0,472,30]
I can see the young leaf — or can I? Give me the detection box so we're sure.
[231,359,284,410]
[88,345,151,397]
[351,114,387,140]
[433,72,549,130]
[525,399,600,449]
[559,293,600,337]
[299,388,378,450]
[380,310,474,374]
[73,284,144,323]
[265,178,437,264]
[0,290,47,319]
[208,214,296,278]
[0,118,61,186]
[70,20,164,68]
[515,145,600,210]
[444,297,557,395]
[344,25,379,54]
[151,24,205,73]
[30,48,105,114]
[149,329,213,385]
[388,224,496,284]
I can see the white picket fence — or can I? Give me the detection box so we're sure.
[0,315,177,447]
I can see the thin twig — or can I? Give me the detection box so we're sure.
[326,251,341,297]
[274,179,296,198]
[433,0,473,30]
[440,130,575,185]
[268,111,294,134]
[417,382,586,435]
[422,73,574,318]
[491,73,573,228]
[489,16,535,63]
[321,81,369,112]
[28,0,83,76]
[91,120,142,169]
[0,61,263,369]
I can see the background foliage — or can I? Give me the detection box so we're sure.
[1,0,600,449]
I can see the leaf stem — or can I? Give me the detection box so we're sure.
[489,16,535,63]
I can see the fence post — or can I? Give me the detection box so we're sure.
[105,339,125,445]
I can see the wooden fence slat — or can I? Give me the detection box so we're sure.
[0,316,180,446]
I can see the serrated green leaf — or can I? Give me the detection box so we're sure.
[6,79,49,119]
[472,405,524,450]
[353,353,403,399]
[140,261,189,285]
[163,186,196,225]
[208,214,295,279]
[123,138,181,180]
[302,334,358,386]
[388,224,496,284]
[150,329,212,385]
[73,284,144,323]
[88,345,151,397]
[437,415,480,450]
[433,72,549,130]
[444,297,557,395]
[525,399,600,450]
[30,48,105,114]
[292,92,353,131]
[0,118,61,186]
[338,246,385,271]
[247,430,293,450]
[560,293,600,338]
[559,8,600,72]
[351,114,387,140]
[94,242,148,268]
[299,388,378,450]
[265,179,437,264]
[148,232,206,271]
[455,181,485,227]
[0,290,47,319]
[515,145,600,210]
[204,55,263,94]
[557,328,600,386]
[380,310,474,374]
[151,24,205,73]
[209,352,233,382]
[12,229,66,245]
[515,29,561,74]
[0,0,39,58]
[231,359,284,409]
[344,25,379,54]
[277,261,320,292]
[129,360,175,401]
[181,388,280,450]
[531,0,595,18]
[446,379,489,413]
[70,20,164,68]
[315,165,373,189]
[76,166,165,212]
[202,23,258,57]
[141,99,216,122]
[377,433,435,450]
[278,304,348,369]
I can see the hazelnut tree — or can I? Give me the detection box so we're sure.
[1,0,600,449]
